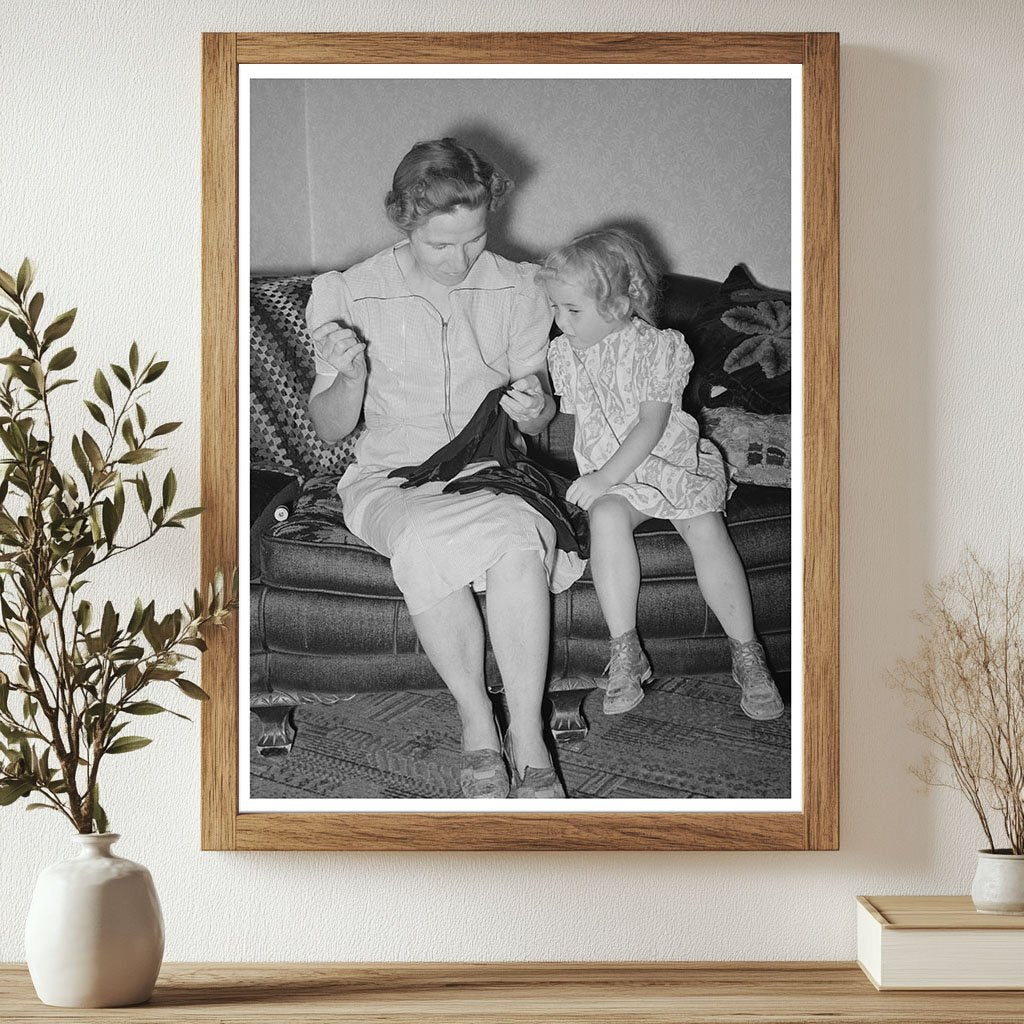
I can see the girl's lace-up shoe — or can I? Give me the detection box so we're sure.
[601,630,653,715]
[728,637,785,720]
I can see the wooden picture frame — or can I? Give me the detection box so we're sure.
[201,32,838,851]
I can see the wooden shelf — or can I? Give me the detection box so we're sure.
[3,962,1024,1022]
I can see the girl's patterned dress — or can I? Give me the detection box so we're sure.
[548,317,730,520]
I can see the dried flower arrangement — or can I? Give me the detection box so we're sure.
[894,552,1024,854]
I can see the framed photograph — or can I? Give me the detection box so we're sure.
[201,32,838,851]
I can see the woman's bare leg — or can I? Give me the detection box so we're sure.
[485,548,552,770]
[411,587,499,752]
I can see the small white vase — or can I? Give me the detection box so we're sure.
[24,833,164,1007]
[970,849,1024,915]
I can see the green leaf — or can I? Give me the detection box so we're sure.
[71,435,92,482]
[91,785,108,834]
[83,400,106,427]
[136,404,147,432]
[26,803,61,813]
[150,421,181,438]
[175,679,210,701]
[101,498,117,546]
[76,599,94,630]
[100,601,117,647]
[118,448,157,465]
[8,316,32,345]
[110,644,144,661]
[16,258,34,298]
[81,431,105,471]
[168,507,203,524]
[142,360,168,383]
[0,269,18,300]
[110,363,131,389]
[105,735,152,755]
[42,308,76,344]
[0,309,9,330]
[136,473,152,513]
[93,369,113,408]
[162,468,176,508]
[47,346,77,371]
[126,598,146,635]
[27,292,43,328]
[0,779,33,805]
[124,701,170,716]
[129,342,139,375]
[121,418,137,449]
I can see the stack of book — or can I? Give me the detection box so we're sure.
[857,895,1024,990]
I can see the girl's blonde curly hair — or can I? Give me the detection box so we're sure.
[537,228,659,323]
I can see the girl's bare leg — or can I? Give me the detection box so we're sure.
[673,511,756,642]
[588,494,650,636]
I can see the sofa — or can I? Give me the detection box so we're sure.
[249,265,793,757]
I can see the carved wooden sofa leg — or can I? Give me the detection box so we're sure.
[251,699,298,757]
[548,687,589,743]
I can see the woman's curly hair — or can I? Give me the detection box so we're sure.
[384,138,514,232]
[537,228,660,323]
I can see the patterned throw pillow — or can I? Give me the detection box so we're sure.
[702,408,791,488]
[250,275,362,483]
[689,264,791,414]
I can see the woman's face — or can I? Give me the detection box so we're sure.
[407,204,488,287]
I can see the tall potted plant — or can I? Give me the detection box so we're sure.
[0,259,236,1005]
[895,552,1024,914]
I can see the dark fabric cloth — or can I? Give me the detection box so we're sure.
[388,388,590,557]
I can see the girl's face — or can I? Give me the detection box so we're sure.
[407,204,488,287]
[546,278,629,348]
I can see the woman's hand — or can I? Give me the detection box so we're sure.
[312,321,366,382]
[566,472,612,511]
[499,373,546,424]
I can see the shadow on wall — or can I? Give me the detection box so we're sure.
[838,47,939,869]
[446,120,673,273]
[446,120,539,264]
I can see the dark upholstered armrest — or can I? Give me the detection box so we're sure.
[251,469,301,576]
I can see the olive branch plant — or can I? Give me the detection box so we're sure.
[0,259,236,834]
[894,551,1024,854]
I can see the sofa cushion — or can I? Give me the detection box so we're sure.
[702,408,792,488]
[259,474,402,598]
[686,264,792,414]
[250,274,363,482]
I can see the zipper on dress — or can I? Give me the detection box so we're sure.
[440,317,454,439]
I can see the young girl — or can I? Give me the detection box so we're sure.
[538,228,784,720]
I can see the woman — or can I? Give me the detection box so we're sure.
[306,138,584,799]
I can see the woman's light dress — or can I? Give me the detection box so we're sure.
[306,243,585,614]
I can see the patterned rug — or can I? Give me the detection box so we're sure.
[249,673,791,801]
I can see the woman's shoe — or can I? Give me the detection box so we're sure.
[503,733,567,799]
[728,637,785,720]
[601,629,652,715]
[459,747,510,799]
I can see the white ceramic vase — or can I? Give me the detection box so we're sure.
[24,833,164,1007]
[970,849,1024,915]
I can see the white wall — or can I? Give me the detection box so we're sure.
[250,76,792,287]
[2,0,1023,963]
